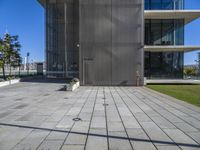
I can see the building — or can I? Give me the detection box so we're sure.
[144,0,200,79]
[38,0,200,85]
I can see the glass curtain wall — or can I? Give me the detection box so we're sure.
[145,52,183,79]
[144,18,184,78]
[145,0,184,10]
[145,19,184,45]
[46,0,79,78]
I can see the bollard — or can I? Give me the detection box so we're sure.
[136,71,140,87]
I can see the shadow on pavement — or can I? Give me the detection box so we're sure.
[20,77,70,84]
[0,123,199,148]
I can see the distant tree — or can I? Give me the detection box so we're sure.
[0,33,21,80]
[13,52,22,76]
[2,33,21,77]
[184,67,198,76]
[11,36,22,77]
[0,38,6,79]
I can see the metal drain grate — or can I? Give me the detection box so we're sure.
[72,118,82,121]
[103,103,109,106]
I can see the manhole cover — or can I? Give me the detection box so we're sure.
[102,97,106,99]
[64,97,68,99]
[72,118,82,121]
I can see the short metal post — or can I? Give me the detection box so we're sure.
[136,71,140,86]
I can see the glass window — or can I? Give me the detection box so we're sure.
[162,0,173,10]
[174,19,184,45]
[151,0,162,10]
[145,0,184,10]
[151,20,162,45]
[145,52,184,79]
[175,0,184,10]
[162,20,174,45]
[145,20,151,45]
[145,0,150,10]
[46,0,79,78]
[145,19,184,46]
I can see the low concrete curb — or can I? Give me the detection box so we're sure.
[147,79,200,84]
[0,76,44,88]
[0,79,20,88]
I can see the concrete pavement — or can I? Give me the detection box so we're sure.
[0,80,200,150]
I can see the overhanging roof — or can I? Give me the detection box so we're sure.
[144,45,200,52]
[145,10,200,24]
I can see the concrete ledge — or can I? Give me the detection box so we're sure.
[0,76,44,88]
[145,10,200,24]
[0,79,20,88]
[147,79,200,84]
[144,45,200,52]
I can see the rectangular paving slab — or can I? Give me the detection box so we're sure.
[0,81,200,150]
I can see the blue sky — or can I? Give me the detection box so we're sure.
[0,0,200,65]
[0,0,44,63]
[184,0,200,64]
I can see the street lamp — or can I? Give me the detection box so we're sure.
[27,52,30,75]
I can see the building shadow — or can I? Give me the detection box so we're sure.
[20,76,70,84]
[0,123,199,148]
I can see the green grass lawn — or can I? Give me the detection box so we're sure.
[147,85,200,107]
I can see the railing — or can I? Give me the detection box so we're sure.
[145,75,200,80]
[184,76,200,80]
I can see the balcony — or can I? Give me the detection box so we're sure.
[145,10,200,24]
[144,45,200,52]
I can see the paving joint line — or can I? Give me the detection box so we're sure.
[143,87,200,114]
[123,87,197,149]
[59,87,94,150]
[103,87,110,150]
[119,86,179,150]
[140,87,200,121]
[35,88,84,150]
[125,87,192,149]
[133,87,200,145]
[10,90,77,150]
[83,87,100,150]
[115,87,158,150]
[110,87,135,150]
[136,88,200,132]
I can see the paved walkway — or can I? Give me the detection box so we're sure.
[0,80,200,150]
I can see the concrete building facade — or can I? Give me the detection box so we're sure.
[38,0,200,85]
